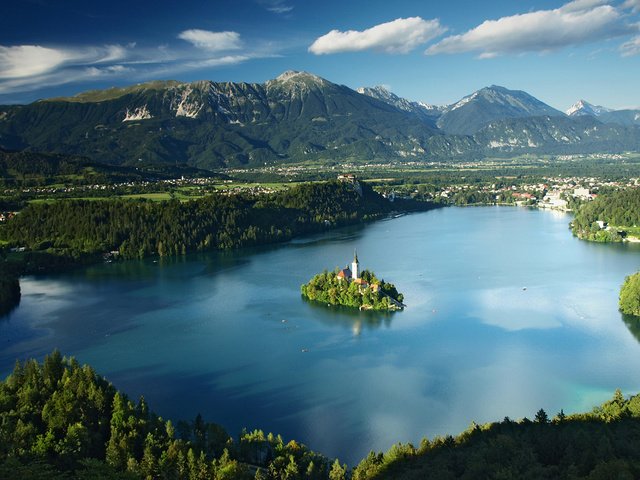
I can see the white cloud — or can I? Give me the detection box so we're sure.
[426,1,635,57]
[621,35,640,55]
[268,5,293,14]
[0,44,132,80]
[623,0,640,12]
[0,45,72,78]
[559,0,608,13]
[84,65,132,77]
[177,29,242,52]
[94,45,128,64]
[0,36,277,96]
[257,0,293,14]
[309,17,447,55]
[186,55,250,68]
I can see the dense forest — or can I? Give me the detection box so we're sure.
[0,148,216,187]
[356,390,640,480]
[4,353,640,479]
[0,351,344,480]
[301,269,403,311]
[0,181,421,260]
[571,187,640,241]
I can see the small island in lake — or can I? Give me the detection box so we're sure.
[301,251,405,311]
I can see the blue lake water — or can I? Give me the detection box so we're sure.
[2,206,640,464]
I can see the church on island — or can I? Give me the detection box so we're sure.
[336,251,380,292]
[300,250,404,311]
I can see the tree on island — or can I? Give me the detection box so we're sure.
[620,272,640,317]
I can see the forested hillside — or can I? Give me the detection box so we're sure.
[0,148,213,187]
[3,353,640,479]
[2,73,639,168]
[0,181,409,259]
[356,391,640,479]
[571,187,640,241]
[0,351,341,480]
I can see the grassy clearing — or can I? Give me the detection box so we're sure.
[119,193,173,201]
[28,197,110,204]
[620,226,640,237]
[211,182,292,190]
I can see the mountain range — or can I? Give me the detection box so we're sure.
[566,99,640,127]
[0,70,638,170]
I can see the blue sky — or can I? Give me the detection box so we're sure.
[1,0,639,110]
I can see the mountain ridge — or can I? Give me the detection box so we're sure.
[566,98,640,127]
[0,71,638,169]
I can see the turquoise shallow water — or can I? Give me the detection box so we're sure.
[2,206,640,464]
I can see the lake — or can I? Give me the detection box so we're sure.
[2,206,640,465]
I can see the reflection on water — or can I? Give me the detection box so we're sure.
[2,207,640,465]
[301,296,395,334]
[622,313,640,343]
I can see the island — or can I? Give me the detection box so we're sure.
[301,252,405,311]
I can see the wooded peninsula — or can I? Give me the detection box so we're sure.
[571,187,640,242]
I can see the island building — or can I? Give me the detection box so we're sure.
[351,250,359,279]
[336,251,380,291]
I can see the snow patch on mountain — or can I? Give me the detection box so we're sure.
[175,87,204,119]
[449,92,478,112]
[566,99,612,117]
[417,101,447,113]
[123,105,152,122]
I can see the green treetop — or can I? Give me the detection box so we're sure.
[620,272,640,316]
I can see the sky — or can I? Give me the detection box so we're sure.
[1,0,639,110]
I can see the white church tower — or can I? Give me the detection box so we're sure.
[351,250,359,280]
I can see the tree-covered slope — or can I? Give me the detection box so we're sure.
[1,73,639,169]
[0,148,212,187]
[474,115,640,155]
[354,390,640,480]
[436,85,565,135]
[0,72,444,169]
[4,353,640,479]
[571,187,640,241]
[0,180,410,259]
[0,351,339,480]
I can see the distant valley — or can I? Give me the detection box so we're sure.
[0,70,638,170]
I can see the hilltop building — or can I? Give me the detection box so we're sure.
[337,173,363,196]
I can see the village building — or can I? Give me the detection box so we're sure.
[337,267,352,280]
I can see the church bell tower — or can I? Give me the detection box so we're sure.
[351,250,359,280]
